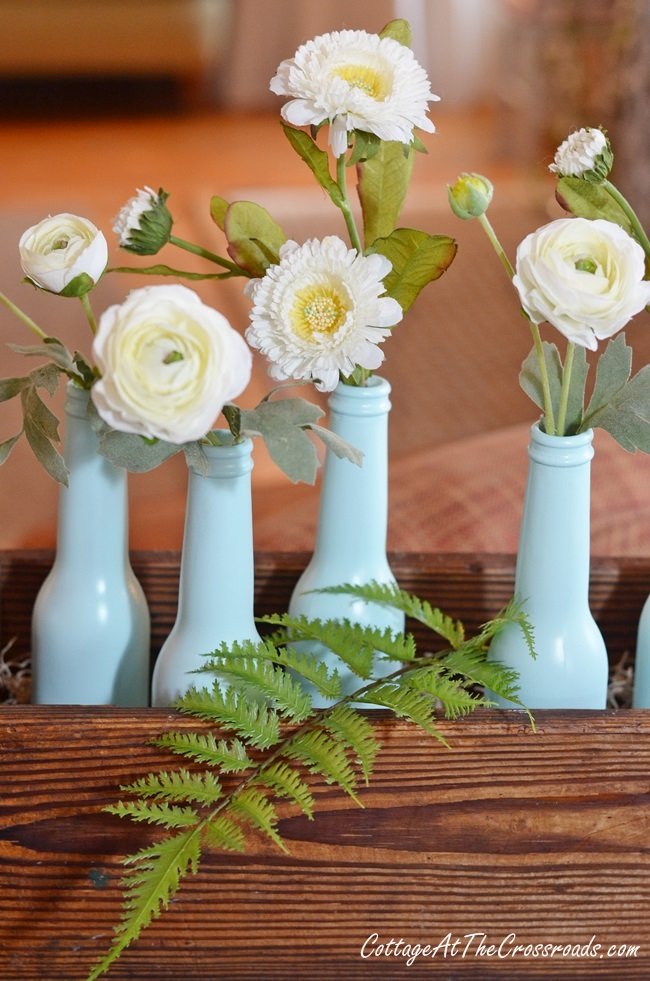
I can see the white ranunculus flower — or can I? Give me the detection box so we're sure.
[245,236,402,391]
[19,213,108,294]
[549,127,612,181]
[270,29,438,157]
[91,284,252,443]
[514,218,650,351]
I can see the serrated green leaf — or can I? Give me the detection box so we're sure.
[281,123,344,206]
[284,728,360,803]
[257,761,315,818]
[519,341,563,421]
[368,229,457,312]
[203,815,246,852]
[358,141,415,244]
[305,422,363,466]
[379,17,412,46]
[176,684,282,749]
[583,334,632,424]
[21,392,67,484]
[153,732,253,772]
[359,683,445,743]
[209,195,229,231]
[200,650,313,723]
[589,365,650,452]
[224,200,286,277]
[0,431,22,464]
[29,361,64,397]
[238,398,324,484]
[403,664,483,719]
[556,177,635,236]
[229,787,287,851]
[95,427,181,473]
[255,642,342,701]
[121,769,223,806]
[322,705,379,784]
[105,800,198,829]
[441,642,524,705]
[22,384,60,441]
[9,336,78,375]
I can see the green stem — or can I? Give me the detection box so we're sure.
[556,341,575,437]
[80,293,98,335]
[169,234,247,275]
[602,180,650,258]
[0,291,47,339]
[477,214,557,434]
[336,154,363,253]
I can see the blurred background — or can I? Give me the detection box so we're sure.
[1,0,649,555]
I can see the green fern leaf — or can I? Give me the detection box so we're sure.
[257,761,315,818]
[120,769,223,805]
[403,664,483,719]
[105,800,198,829]
[200,654,313,722]
[251,641,343,701]
[317,582,465,649]
[321,705,379,784]
[86,828,201,980]
[202,814,246,852]
[359,683,448,745]
[153,732,253,771]
[441,642,522,703]
[176,684,281,748]
[284,728,361,803]
[229,787,287,852]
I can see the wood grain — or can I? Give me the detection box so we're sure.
[2,707,650,979]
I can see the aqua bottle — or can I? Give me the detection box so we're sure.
[288,377,405,704]
[31,384,150,705]
[488,423,608,709]
[632,595,650,707]
[151,434,262,707]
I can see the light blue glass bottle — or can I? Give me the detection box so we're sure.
[632,596,650,707]
[31,384,150,705]
[288,377,405,705]
[151,433,262,707]
[488,423,608,709]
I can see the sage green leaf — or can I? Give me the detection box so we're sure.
[30,361,64,397]
[58,271,98,297]
[10,336,77,375]
[209,195,229,231]
[306,422,363,467]
[22,410,67,484]
[379,18,412,46]
[369,229,457,312]
[586,364,650,452]
[238,398,324,484]
[519,342,562,420]
[183,440,209,476]
[97,429,182,472]
[72,351,96,387]
[357,142,415,245]
[0,377,28,402]
[222,403,241,441]
[281,123,344,207]
[108,263,232,281]
[224,201,286,277]
[22,384,61,442]
[556,177,634,236]
[583,334,632,424]
[563,344,589,434]
[0,431,22,464]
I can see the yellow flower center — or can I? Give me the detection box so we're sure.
[332,63,388,100]
[291,286,348,340]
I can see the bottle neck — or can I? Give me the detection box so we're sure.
[176,438,255,622]
[515,424,594,608]
[55,387,130,571]
[314,378,391,565]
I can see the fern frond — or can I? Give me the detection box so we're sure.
[318,582,465,649]
[153,732,253,772]
[105,800,198,829]
[403,664,483,719]
[256,761,315,818]
[176,684,281,749]
[202,814,246,853]
[199,654,313,723]
[441,642,523,705]
[283,728,361,804]
[258,644,343,701]
[358,683,448,745]
[86,828,201,981]
[472,599,536,660]
[229,787,287,852]
[321,705,379,784]
[120,769,223,805]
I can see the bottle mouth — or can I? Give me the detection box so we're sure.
[529,421,594,466]
[190,430,254,477]
[330,375,392,416]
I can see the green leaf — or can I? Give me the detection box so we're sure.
[357,142,415,244]
[305,422,363,467]
[519,341,563,421]
[9,336,79,375]
[200,648,313,723]
[222,403,242,441]
[21,388,67,484]
[589,365,650,452]
[209,195,229,231]
[257,761,315,819]
[58,271,98,297]
[441,642,524,706]
[263,613,390,680]
[254,642,342,701]
[120,769,223,806]
[0,377,28,402]
[224,200,286,277]
[0,431,21,464]
[203,815,246,853]
[556,177,635,236]
[347,130,381,167]
[281,123,344,207]
[238,398,324,484]
[379,17,412,46]
[229,787,287,851]
[583,334,632,423]
[153,732,253,772]
[368,229,457,313]
[108,263,233,281]
[22,384,60,441]
[29,361,64,397]
[94,426,182,473]
[105,800,198,829]
[284,729,361,804]
[176,684,282,749]
[563,344,589,433]
[322,705,379,785]
[403,664,483,719]
[358,684,445,743]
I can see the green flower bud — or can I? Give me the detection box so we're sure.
[113,186,173,255]
[447,173,494,220]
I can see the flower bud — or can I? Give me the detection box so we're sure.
[549,127,613,183]
[113,187,173,255]
[19,214,108,294]
[447,173,493,220]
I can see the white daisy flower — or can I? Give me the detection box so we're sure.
[113,186,172,254]
[245,236,402,391]
[270,29,438,157]
[549,127,613,182]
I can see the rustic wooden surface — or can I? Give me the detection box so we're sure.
[2,550,650,665]
[1,707,650,979]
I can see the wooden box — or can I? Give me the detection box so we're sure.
[2,551,650,980]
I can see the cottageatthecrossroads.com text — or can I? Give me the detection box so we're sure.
[359,932,640,967]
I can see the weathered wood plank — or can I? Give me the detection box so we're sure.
[1,707,650,979]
